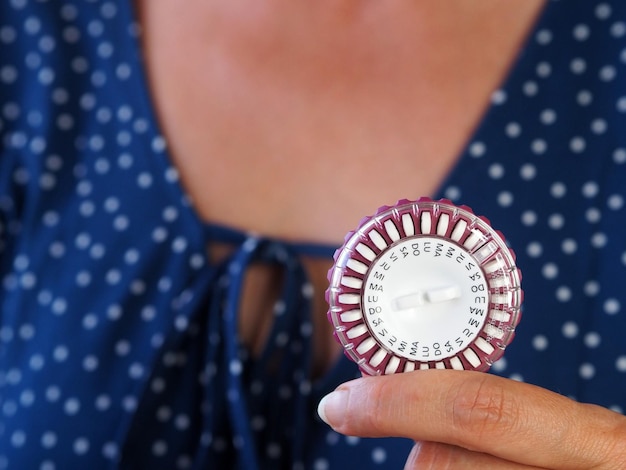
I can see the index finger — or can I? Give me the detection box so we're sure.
[317,370,626,469]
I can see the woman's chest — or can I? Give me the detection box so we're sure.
[136,0,545,244]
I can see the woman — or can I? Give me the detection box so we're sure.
[1,0,625,467]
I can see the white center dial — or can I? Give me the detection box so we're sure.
[362,237,488,362]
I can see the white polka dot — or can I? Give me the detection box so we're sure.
[42,211,60,227]
[45,386,61,403]
[313,459,329,470]
[604,298,621,315]
[106,269,122,285]
[122,395,138,413]
[519,163,536,180]
[491,89,507,105]
[113,61,131,79]
[53,345,69,362]
[542,263,558,279]
[64,398,81,415]
[18,323,35,341]
[18,389,35,407]
[3,400,18,417]
[548,213,564,230]
[152,136,167,153]
[129,363,144,379]
[591,118,608,134]
[79,201,95,217]
[562,321,579,338]
[607,194,624,210]
[229,359,243,376]
[491,357,507,373]
[90,244,106,259]
[505,122,522,138]
[579,363,595,380]
[526,242,543,258]
[532,335,549,351]
[523,80,539,96]
[570,58,587,75]
[11,430,26,448]
[521,210,538,226]
[82,355,99,371]
[550,182,567,198]
[569,137,586,153]
[0,326,14,343]
[599,65,617,82]
[115,339,131,356]
[611,21,626,37]
[118,153,134,168]
[616,356,626,372]
[137,172,153,188]
[152,440,168,457]
[497,191,513,207]
[41,432,57,449]
[267,443,282,459]
[300,380,312,395]
[583,332,601,348]
[583,280,600,297]
[488,163,505,179]
[75,232,91,250]
[325,431,340,446]
[172,237,188,253]
[29,354,45,370]
[614,148,626,164]
[576,90,593,106]
[556,286,572,302]
[444,185,461,201]
[102,442,119,460]
[536,61,552,78]
[468,141,486,158]
[561,238,577,254]
[156,406,172,422]
[74,438,90,455]
[162,206,179,222]
[372,447,387,464]
[582,181,599,198]
[76,271,92,287]
[586,207,601,223]
[536,28,553,45]
[595,3,612,19]
[539,109,557,125]
[174,414,190,430]
[573,24,590,41]
[591,232,607,248]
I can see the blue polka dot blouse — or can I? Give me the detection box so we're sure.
[1,1,625,469]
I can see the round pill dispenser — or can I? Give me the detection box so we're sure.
[326,198,523,376]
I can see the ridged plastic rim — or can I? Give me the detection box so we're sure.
[325,197,523,375]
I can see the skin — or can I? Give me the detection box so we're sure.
[136,0,545,244]
[317,370,626,468]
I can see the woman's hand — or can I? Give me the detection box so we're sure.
[317,370,626,469]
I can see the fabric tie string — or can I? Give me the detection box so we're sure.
[193,236,315,469]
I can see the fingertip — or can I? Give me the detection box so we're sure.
[317,389,348,428]
[317,393,331,425]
